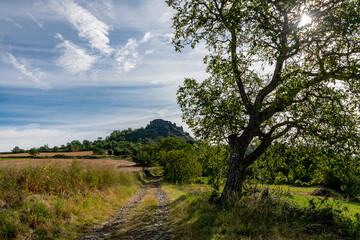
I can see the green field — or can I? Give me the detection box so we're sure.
[266,184,360,218]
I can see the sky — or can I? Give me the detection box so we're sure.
[0,0,209,152]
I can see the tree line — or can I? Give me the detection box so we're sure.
[10,128,158,157]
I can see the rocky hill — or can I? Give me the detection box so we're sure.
[108,119,192,144]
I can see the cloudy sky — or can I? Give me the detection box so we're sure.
[0,0,208,152]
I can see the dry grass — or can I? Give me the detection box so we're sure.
[0,151,95,157]
[0,158,146,172]
[0,163,145,239]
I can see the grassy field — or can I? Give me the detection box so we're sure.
[0,161,145,239]
[162,183,360,240]
[0,151,95,158]
[0,158,147,172]
[267,184,360,219]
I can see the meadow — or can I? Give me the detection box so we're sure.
[0,159,145,239]
[1,149,360,239]
[162,183,360,240]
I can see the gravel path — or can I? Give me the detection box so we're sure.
[79,178,171,240]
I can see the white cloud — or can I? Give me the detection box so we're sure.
[25,10,44,28]
[4,53,49,89]
[0,107,188,152]
[145,50,155,55]
[115,38,139,73]
[0,16,22,28]
[159,33,174,44]
[140,32,151,43]
[50,0,114,55]
[0,126,99,152]
[114,32,153,73]
[56,33,97,74]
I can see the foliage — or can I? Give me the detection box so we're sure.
[254,144,360,198]
[133,146,156,169]
[113,147,122,156]
[319,153,360,199]
[11,146,25,153]
[28,148,39,157]
[160,149,202,183]
[92,148,105,155]
[168,0,360,198]
[198,142,229,190]
[153,137,202,183]
[156,136,192,154]
[254,144,322,185]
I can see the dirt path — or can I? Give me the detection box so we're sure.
[80,177,171,240]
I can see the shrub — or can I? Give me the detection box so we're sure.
[198,142,229,190]
[113,147,122,156]
[92,148,105,155]
[29,148,39,157]
[133,145,157,169]
[160,149,202,183]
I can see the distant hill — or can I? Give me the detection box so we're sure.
[7,119,192,154]
[108,119,192,144]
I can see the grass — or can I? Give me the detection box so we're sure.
[0,158,139,172]
[0,161,144,239]
[265,184,360,218]
[113,188,159,238]
[162,182,360,240]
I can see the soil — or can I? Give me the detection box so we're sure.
[80,177,171,240]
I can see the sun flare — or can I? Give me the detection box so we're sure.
[299,14,312,27]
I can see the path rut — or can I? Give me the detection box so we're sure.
[80,178,171,240]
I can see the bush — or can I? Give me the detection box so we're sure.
[92,148,105,155]
[133,145,157,169]
[160,149,202,183]
[29,148,39,157]
[133,151,154,169]
[113,147,122,156]
[198,142,229,190]
[254,144,360,198]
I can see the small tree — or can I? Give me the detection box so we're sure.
[12,146,23,153]
[134,150,155,169]
[198,142,229,191]
[113,147,122,156]
[160,149,202,183]
[29,148,39,157]
[92,148,105,155]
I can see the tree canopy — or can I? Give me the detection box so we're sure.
[167,0,360,200]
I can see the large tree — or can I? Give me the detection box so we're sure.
[167,0,360,201]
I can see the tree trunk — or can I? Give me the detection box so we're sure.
[220,153,248,202]
[220,135,251,203]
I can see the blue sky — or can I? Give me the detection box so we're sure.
[0,0,208,152]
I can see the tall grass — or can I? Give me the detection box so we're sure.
[163,184,360,240]
[0,161,143,239]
